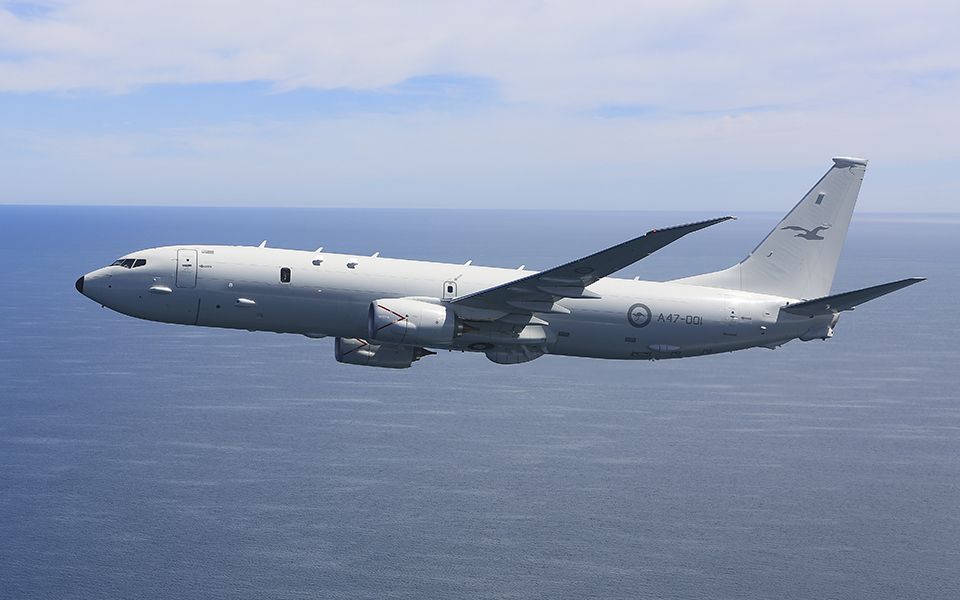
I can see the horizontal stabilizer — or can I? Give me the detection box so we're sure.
[781,277,925,316]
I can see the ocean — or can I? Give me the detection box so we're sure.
[1,206,958,599]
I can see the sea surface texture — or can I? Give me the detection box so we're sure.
[2,206,958,600]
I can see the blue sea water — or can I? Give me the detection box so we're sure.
[1,206,959,600]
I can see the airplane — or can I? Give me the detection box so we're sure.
[76,157,923,368]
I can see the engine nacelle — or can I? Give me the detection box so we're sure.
[334,337,434,369]
[368,298,462,345]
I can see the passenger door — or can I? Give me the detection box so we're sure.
[176,249,198,288]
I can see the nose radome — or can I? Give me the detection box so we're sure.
[75,276,84,295]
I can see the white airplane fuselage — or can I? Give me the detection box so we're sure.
[77,159,923,368]
[78,244,827,361]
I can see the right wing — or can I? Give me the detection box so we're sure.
[448,216,734,318]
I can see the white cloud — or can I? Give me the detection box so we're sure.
[1,1,958,209]
[2,1,958,108]
[3,98,958,210]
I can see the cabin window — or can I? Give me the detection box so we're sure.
[280,267,291,283]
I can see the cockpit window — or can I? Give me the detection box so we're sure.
[111,258,147,269]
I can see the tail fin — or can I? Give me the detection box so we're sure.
[673,157,867,299]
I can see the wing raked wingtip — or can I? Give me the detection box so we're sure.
[646,215,736,236]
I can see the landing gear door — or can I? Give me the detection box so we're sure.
[176,249,198,288]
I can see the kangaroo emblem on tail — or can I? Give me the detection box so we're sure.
[781,225,830,240]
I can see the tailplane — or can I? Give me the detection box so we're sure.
[673,157,867,299]
[780,277,925,316]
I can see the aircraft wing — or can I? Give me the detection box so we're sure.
[781,277,925,317]
[449,216,734,316]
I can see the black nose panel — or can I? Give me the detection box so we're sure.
[75,276,84,295]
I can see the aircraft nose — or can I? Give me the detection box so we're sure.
[75,276,85,295]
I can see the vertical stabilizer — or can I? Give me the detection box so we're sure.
[672,157,867,299]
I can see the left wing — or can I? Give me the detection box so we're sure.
[448,216,734,317]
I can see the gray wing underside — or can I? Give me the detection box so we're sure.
[448,216,734,317]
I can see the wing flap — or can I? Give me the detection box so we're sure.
[781,277,925,316]
[505,300,572,314]
[535,285,602,298]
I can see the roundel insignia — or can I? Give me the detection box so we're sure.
[574,267,595,275]
[468,342,495,351]
[627,303,652,328]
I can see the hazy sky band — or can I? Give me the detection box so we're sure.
[1,1,958,210]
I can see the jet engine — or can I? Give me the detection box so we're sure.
[334,337,434,369]
[368,298,463,345]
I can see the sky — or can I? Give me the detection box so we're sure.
[1,0,958,211]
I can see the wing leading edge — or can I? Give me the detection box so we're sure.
[449,216,735,317]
